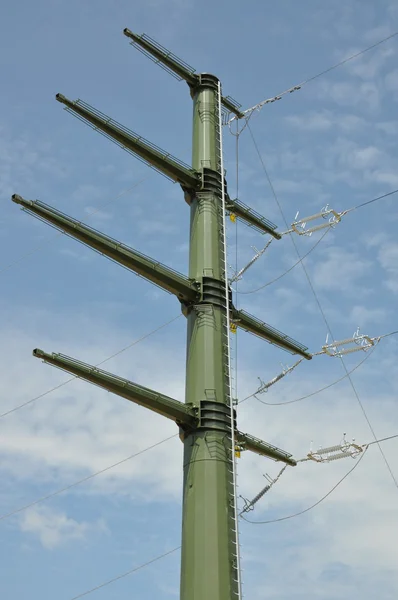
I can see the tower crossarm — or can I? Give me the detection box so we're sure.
[236,431,297,466]
[12,195,198,305]
[226,197,282,239]
[123,29,245,118]
[124,28,198,86]
[33,349,197,428]
[55,94,200,189]
[232,309,312,359]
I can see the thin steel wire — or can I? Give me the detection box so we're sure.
[0,313,182,418]
[350,188,398,211]
[2,178,148,274]
[236,189,398,295]
[229,29,398,124]
[241,447,368,524]
[246,345,376,406]
[69,546,181,600]
[237,229,329,295]
[0,434,178,522]
[247,123,398,491]
[242,435,398,524]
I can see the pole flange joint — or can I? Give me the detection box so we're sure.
[198,400,234,433]
[200,276,233,311]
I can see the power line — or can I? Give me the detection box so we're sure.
[242,434,398,525]
[241,447,368,524]
[69,546,181,600]
[237,229,329,295]
[237,188,398,295]
[246,345,376,406]
[247,122,398,492]
[367,433,398,446]
[0,313,182,418]
[382,330,398,338]
[239,330,398,406]
[351,188,398,211]
[2,178,148,275]
[0,434,178,522]
[229,29,398,123]
[342,356,398,488]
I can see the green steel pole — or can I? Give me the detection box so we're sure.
[180,74,240,600]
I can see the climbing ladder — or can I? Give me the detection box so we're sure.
[216,81,243,599]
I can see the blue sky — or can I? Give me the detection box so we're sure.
[1,1,398,599]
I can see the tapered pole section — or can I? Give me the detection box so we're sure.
[180,74,240,600]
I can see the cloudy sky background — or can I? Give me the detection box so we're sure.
[1,1,398,599]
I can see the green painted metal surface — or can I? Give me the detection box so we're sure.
[233,309,312,359]
[226,197,282,238]
[56,94,199,188]
[32,349,196,426]
[12,195,197,304]
[9,32,316,600]
[123,29,244,119]
[236,431,297,466]
[181,75,239,600]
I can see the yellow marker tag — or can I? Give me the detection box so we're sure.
[230,213,237,223]
[230,323,237,334]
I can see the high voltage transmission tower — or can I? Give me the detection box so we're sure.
[12,29,312,600]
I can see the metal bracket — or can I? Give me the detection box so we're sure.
[322,327,376,357]
[291,204,344,237]
[304,433,364,463]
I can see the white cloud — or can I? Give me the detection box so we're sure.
[285,111,333,132]
[343,46,394,80]
[349,145,383,169]
[316,80,380,111]
[2,3,398,597]
[19,506,107,549]
[372,170,398,186]
[84,206,113,220]
[377,240,398,293]
[385,68,398,92]
[310,246,373,293]
[285,110,369,135]
[71,183,105,203]
[0,293,397,598]
[349,304,388,326]
[376,120,398,135]
[0,132,67,199]
[0,317,184,500]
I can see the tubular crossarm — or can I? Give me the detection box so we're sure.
[232,309,312,359]
[123,29,245,118]
[32,349,197,427]
[11,195,198,304]
[55,94,200,189]
[236,431,296,466]
[226,197,282,239]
